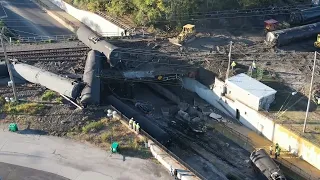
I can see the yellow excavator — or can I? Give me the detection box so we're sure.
[169,24,196,46]
[314,34,320,48]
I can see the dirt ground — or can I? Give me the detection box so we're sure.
[1,22,319,178]
[0,86,151,161]
[152,27,320,147]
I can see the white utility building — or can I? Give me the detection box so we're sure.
[226,73,277,111]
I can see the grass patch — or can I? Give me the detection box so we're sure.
[2,102,45,115]
[69,117,152,159]
[0,96,5,106]
[82,121,105,133]
[41,90,57,101]
[100,132,113,142]
[55,97,63,104]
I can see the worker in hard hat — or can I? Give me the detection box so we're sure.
[129,118,133,129]
[231,61,236,70]
[133,121,136,131]
[269,145,273,155]
[275,143,279,152]
[136,123,140,134]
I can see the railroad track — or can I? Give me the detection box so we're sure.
[0,47,90,61]
[166,128,250,179]
[0,86,44,95]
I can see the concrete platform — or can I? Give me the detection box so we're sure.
[148,140,201,180]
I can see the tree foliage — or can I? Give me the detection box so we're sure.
[68,0,306,27]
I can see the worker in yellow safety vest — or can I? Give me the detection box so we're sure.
[231,61,236,71]
[133,121,136,131]
[136,123,140,133]
[129,118,133,129]
[231,61,236,68]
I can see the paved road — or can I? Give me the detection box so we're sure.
[0,0,72,36]
[0,162,69,180]
[0,127,171,180]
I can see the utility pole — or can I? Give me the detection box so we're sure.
[0,27,18,102]
[303,51,317,133]
[225,41,232,80]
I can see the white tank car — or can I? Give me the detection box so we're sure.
[10,63,83,99]
[76,25,121,67]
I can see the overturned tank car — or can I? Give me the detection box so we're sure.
[250,149,286,180]
[0,61,8,77]
[76,25,124,67]
[266,21,320,46]
[80,50,102,105]
[10,62,83,99]
[289,6,320,25]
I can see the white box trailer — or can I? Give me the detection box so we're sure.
[226,73,277,111]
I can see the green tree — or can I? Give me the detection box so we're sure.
[105,0,133,16]
[132,0,168,25]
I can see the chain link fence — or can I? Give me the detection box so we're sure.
[10,35,77,44]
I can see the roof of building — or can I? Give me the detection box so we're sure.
[226,73,277,98]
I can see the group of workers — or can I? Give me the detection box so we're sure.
[129,118,140,133]
[269,143,281,159]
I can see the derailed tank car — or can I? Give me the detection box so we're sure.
[266,21,320,46]
[80,50,102,105]
[10,62,83,99]
[0,61,8,77]
[289,6,320,25]
[106,95,171,145]
[250,149,286,180]
[76,25,123,67]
